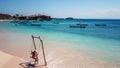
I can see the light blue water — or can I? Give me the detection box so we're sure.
[0,19,120,66]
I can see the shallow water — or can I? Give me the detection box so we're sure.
[0,19,120,67]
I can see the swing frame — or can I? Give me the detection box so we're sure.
[31,35,47,66]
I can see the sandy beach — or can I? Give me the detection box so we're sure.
[0,29,118,68]
[0,19,12,22]
[0,51,26,68]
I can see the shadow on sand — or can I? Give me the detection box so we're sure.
[19,61,47,68]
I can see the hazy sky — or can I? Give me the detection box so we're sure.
[0,0,120,19]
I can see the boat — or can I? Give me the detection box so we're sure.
[66,17,74,19]
[20,20,29,24]
[95,24,107,26]
[69,25,86,28]
[76,24,88,26]
[10,20,19,23]
[53,22,60,24]
[31,23,41,26]
[70,23,88,28]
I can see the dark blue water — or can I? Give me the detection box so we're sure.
[34,19,120,40]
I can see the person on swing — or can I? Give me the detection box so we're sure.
[31,50,39,65]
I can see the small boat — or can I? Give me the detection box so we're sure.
[95,24,107,26]
[14,23,18,26]
[76,24,88,26]
[10,20,19,23]
[53,22,60,24]
[66,17,74,19]
[70,23,88,28]
[31,23,41,26]
[20,20,29,24]
[69,25,86,28]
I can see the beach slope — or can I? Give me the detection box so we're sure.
[0,51,26,68]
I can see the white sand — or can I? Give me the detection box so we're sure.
[0,30,118,68]
[0,51,13,67]
[0,51,26,68]
[0,19,12,22]
[0,50,47,68]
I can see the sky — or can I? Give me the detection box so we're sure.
[0,0,120,19]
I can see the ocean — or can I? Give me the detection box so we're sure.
[0,19,120,67]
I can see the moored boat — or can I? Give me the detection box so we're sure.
[69,25,86,28]
[31,23,41,26]
[95,24,107,26]
[76,23,88,26]
[53,22,60,24]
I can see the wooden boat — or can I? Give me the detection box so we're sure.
[31,23,41,26]
[76,24,88,26]
[95,24,107,26]
[20,20,29,24]
[69,25,86,28]
[10,20,19,23]
[53,22,60,24]
[66,17,74,19]
[70,23,88,28]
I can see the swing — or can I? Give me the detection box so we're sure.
[30,35,47,67]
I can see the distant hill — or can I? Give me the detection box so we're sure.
[0,13,52,21]
[13,14,52,21]
[0,14,12,19]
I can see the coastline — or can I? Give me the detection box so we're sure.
[0,30,118,68]
[0,19,12,22]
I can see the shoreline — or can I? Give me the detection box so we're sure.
[0,19,12,22]
[0,30,118,68]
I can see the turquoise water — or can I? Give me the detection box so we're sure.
[0,19,120,66]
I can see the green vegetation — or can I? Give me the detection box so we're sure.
[0,13,52,21]
[0,14,12,19]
